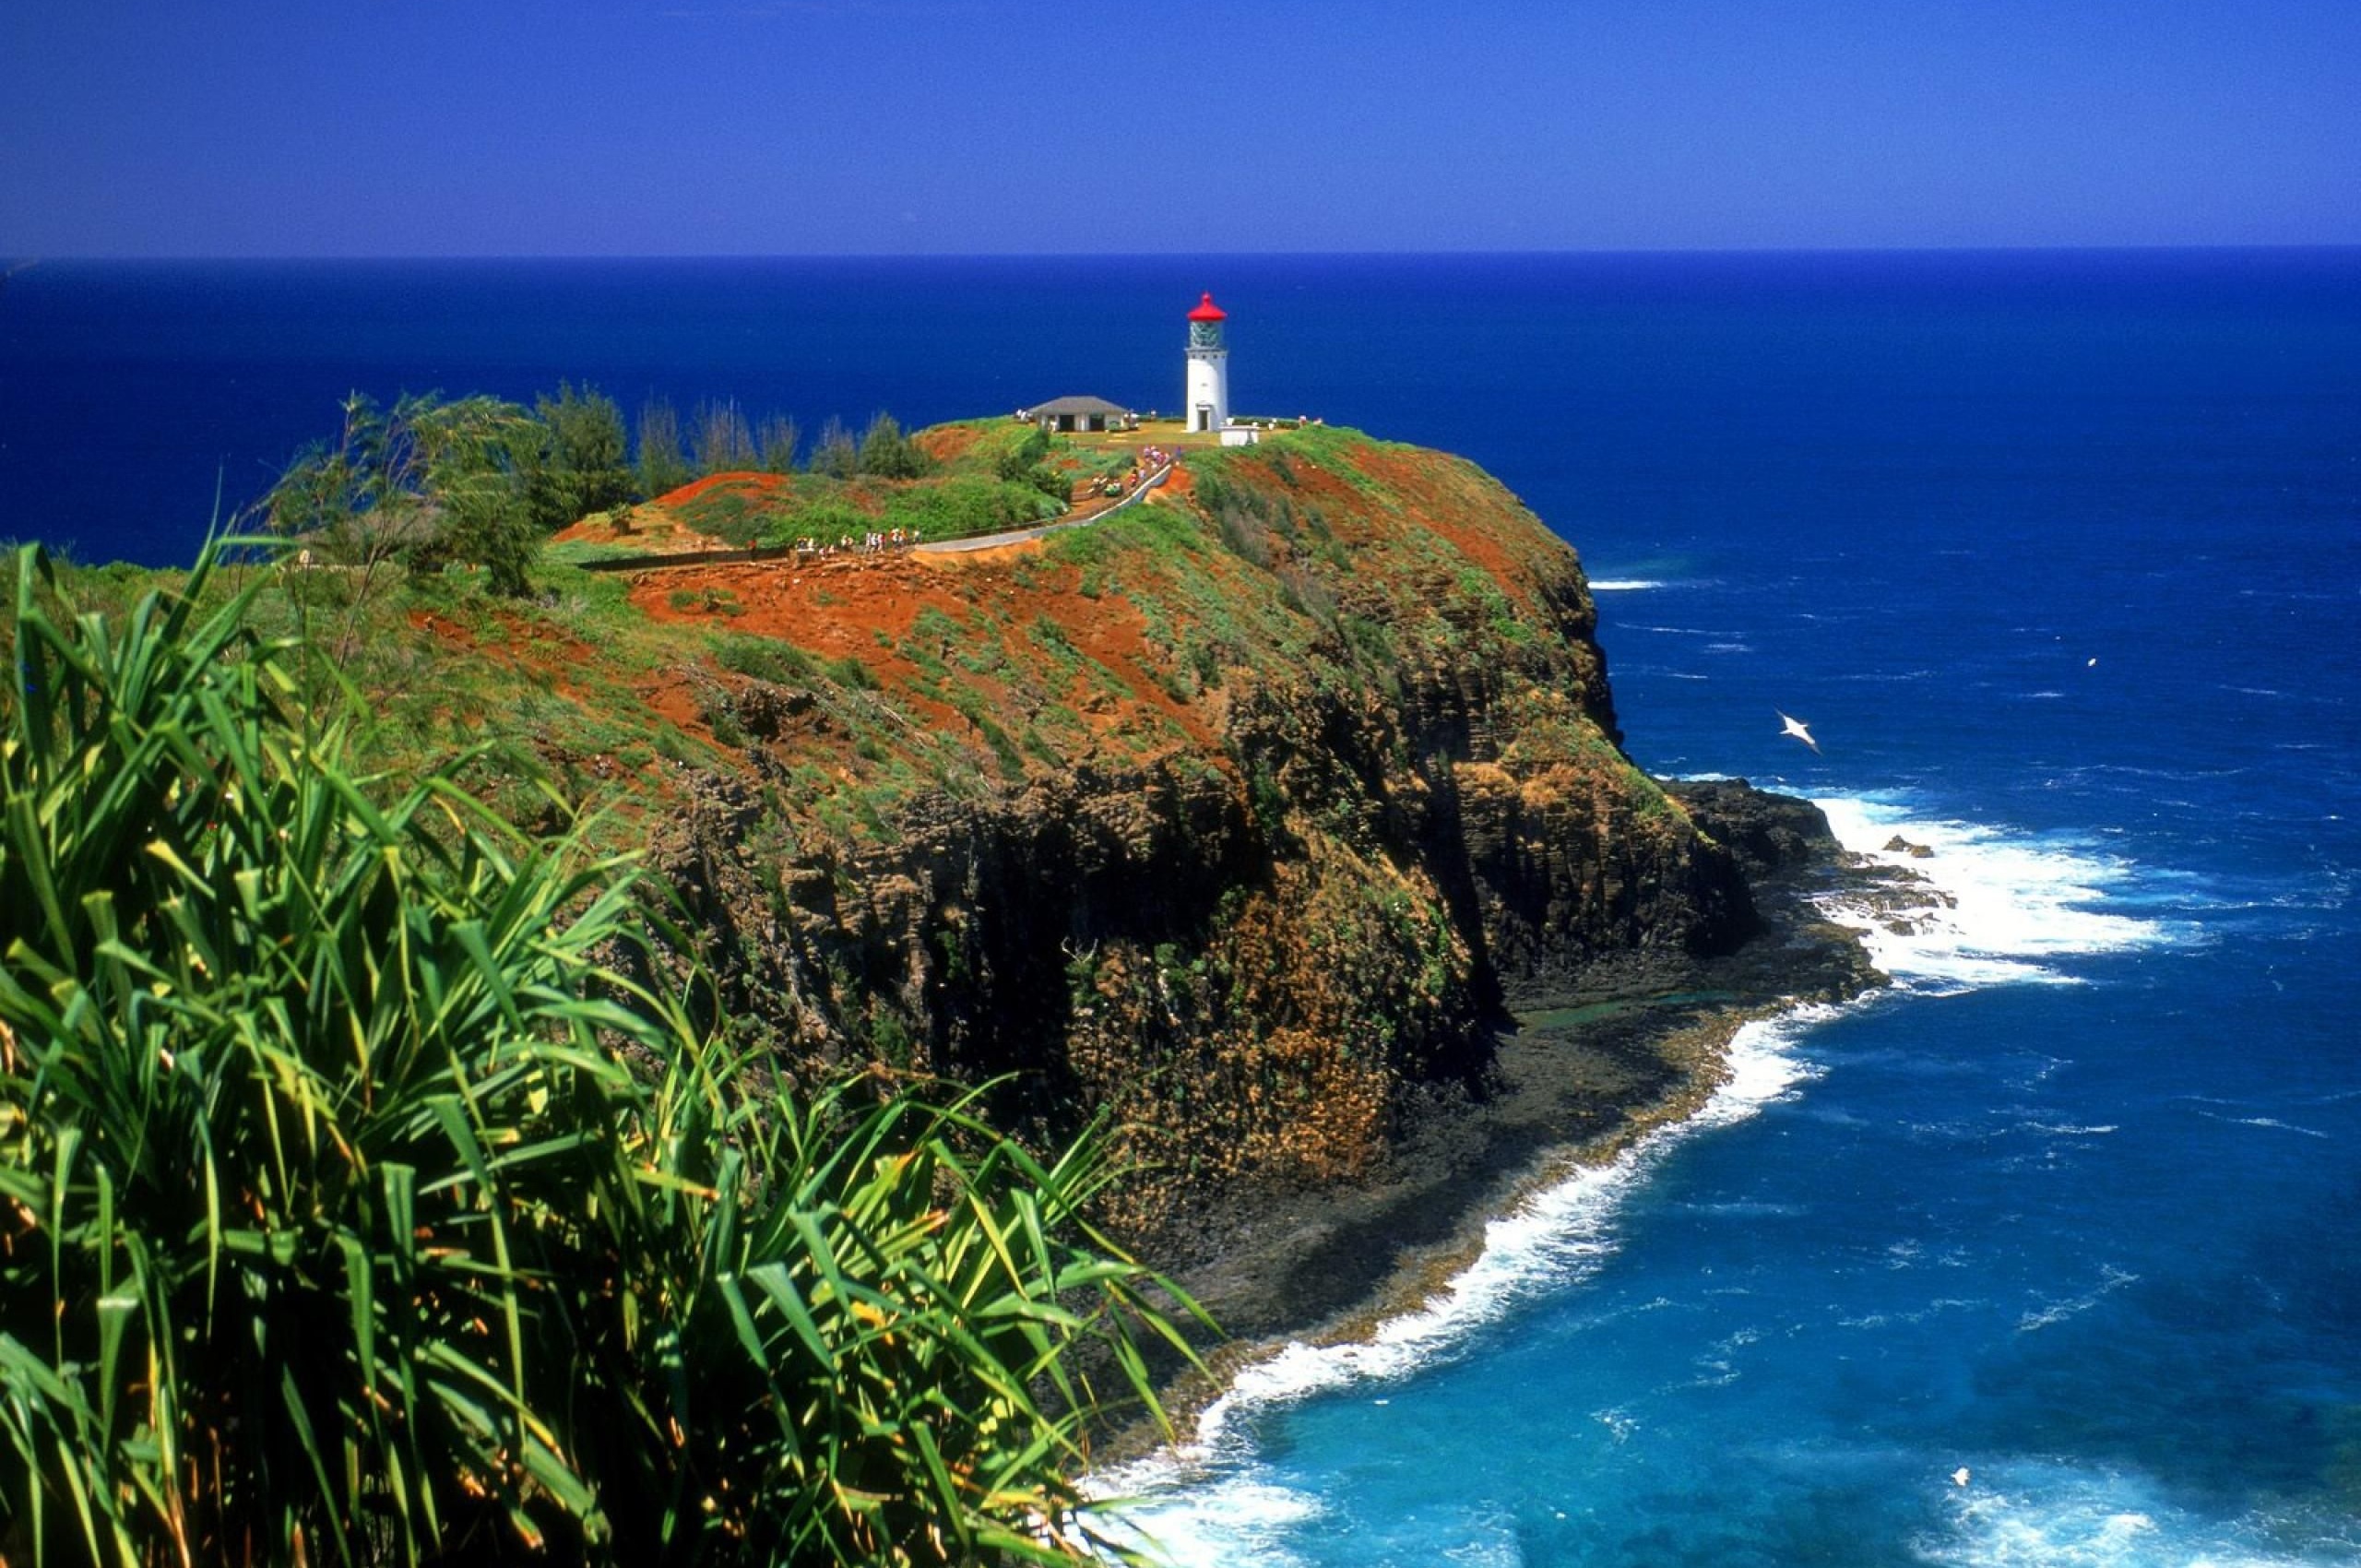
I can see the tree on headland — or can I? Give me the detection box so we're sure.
[691,397,759,476]
[811,414,859,480]
[756,410,801,473]
[528,380,636,528]
[266,390,544,596]
[636,395,692,497]
[263,391,418,569]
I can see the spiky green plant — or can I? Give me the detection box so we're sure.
[601,1069,1192,1566]
[0,540,1197,1566]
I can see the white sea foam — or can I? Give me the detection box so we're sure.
[1593,1405,1638,1443]
[2200,1111,2330,1139]
[1102,1477,1324,1568]
[1812,796,2178,991]
[1587,578,1667,591]
[1194,1018,1809,1425]
[2016,1263,2140,1333]
[1915,1460,2353,1568]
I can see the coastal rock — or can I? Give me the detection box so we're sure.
[1663,776,1842,882]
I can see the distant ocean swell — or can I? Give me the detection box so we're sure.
[1088,794,2189,1568]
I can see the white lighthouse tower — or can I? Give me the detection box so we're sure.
[1184,291,1230,434]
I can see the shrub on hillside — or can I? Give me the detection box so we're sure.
[854,413,931,481]
[883,476,1064,543]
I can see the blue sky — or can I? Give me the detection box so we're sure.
[4,0,2355,255]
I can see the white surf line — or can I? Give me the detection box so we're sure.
[1921,1456,2336,1568]
[1091,791,2186,1562]
[1090,1016,1823,1489]
[1810,796,2176,991]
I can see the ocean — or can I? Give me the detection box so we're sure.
[5,251,2358,1564]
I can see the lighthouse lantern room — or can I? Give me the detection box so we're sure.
[1184,291,1230,434]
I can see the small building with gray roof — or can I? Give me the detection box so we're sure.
[1020,395,1135,434]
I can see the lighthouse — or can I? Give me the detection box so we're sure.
[1184,291,1230,434]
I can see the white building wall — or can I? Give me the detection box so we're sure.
[1185,349,1228,433]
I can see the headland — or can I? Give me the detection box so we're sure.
[236,405,1889,1395]
[542,416,1884,1383]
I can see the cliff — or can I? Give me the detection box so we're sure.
[552,424,1828,1241]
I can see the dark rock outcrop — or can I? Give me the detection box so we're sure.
[1663,776,1844,884]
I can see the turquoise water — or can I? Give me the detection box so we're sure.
[4,251,2357,1563]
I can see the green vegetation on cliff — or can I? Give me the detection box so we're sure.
[0,544,1194,1563]
[2,420,1767,1561]
[23,422,1755,1243]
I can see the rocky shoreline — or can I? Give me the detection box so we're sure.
[1123,779,1893,1446]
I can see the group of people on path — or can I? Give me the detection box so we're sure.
[790,527,921,560]
[1096,446,1174,501]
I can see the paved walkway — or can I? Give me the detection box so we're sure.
[914,460,1174,555]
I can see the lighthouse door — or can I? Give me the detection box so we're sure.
[1194,404,1213,433]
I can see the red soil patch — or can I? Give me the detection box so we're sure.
[639,679,706,739]
[1346,445,1543,601]
[403,606,611,721]
[407,606,469,648]
[1252,452,1386,543]
[552,470,798,554]
[916,423,986,463]
[655,470,790,509]
[625,547,1224,760]
[637,555,969,664]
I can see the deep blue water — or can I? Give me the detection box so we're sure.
[6,252,2358,1563]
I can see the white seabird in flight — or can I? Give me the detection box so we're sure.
[1776,710,1821,754]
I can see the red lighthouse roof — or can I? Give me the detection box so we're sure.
[1186,291,1228,322]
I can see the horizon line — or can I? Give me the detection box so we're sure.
[10,242,2361,267]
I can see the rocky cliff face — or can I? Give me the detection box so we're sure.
[630,428,1768,1236]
